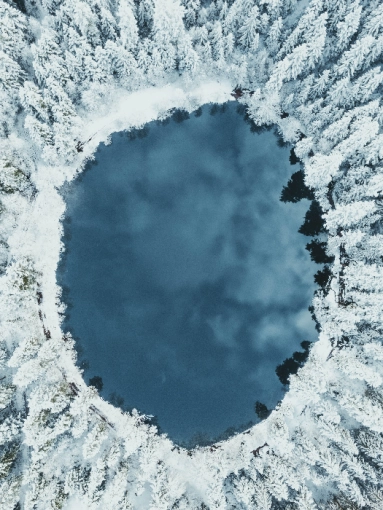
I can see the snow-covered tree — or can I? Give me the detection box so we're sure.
[1,0,383,507]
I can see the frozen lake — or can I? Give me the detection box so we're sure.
[60,101,317,445]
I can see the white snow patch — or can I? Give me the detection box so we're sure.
[63,497,90,510]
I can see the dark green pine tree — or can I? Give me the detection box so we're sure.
[280,170,314,203]
[306,239,334,264]
[298,200,325,236]
[276,341,312,386]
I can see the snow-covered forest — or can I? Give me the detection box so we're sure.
[1,0,383,508]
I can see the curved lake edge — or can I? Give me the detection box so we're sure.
[57,102,323,448]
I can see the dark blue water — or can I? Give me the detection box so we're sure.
[60,102,317,444]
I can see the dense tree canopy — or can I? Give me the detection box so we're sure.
[1,0,383,508]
